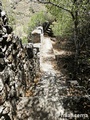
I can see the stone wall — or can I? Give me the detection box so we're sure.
[0,3,39,120]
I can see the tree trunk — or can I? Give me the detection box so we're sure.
[74,15,80,60]
[73,0,80,77]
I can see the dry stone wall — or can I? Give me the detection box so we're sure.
[0,3,39,120]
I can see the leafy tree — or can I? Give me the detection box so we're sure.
[38,0,90,58]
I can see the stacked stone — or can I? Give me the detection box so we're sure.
[42,21,54,37]
[33,47,40,75]
[0,3,40,120]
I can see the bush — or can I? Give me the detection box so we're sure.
[8,14,16,26]
[27,11,54,37]
[52,11,73,37]
[22,36,28,44]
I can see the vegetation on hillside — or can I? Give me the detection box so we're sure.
[38,0,90,88]
[27,11,54,40]
[38,1,90,53]
[40,0,90,54]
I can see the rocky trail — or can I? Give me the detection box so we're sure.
[15,35,68,120]
[15,35,89,120]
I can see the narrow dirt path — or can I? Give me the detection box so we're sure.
[16,36,69,120]
[27,36,70,120]
[30,36,89,120]
[40,36,56,73]
[15,35,89,120]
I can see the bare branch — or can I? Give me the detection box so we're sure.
[38,0,75,19]
[38,0,70,13]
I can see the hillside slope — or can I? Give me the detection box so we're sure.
[2,0,46,39]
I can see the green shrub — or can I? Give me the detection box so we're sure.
[9,14,16,26]
[22,36,28,44]
[27,11,54,36]
[52,11,73,37]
